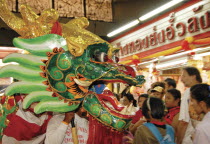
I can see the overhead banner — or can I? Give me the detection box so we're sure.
[111,1,210,62]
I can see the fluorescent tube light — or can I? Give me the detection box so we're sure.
[139,0,184,21]
[196,51,210,57]
[146,59,187,69]
[107,20,139,37]
[156,59,187,69]
[161,47,210,60]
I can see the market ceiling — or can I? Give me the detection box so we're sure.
[0,0,188,46]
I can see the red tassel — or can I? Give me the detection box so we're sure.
[46,52,53,57]
[59,47,65,52]
[52,92,58,97]
[53,47,59,53]
[87,115,123,144]
[42,81,49,85]
[41,59,48,64]
[40,66,46,71]
[46,87,52,92]
[40,72,47,78]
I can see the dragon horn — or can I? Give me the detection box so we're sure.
[19,4,39,23]
[0,0,25,36]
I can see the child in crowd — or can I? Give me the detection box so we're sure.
[190,84,210,144]
[164,78,177,91]
[129,94,148,135]
[120,88,137,115]
[150,86,165,100]
[133,97,175,144]
[164,89,181,139]
[151,82,165,90]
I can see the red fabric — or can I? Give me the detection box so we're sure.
[150,120,166,126]
[131,109,143,124]
[0,96,16,106]
[97,94,134,119]
[50,21,62,36]
[98,94,124,111]
[181,40,191,51]
[87,115,123,144]
[164,106,180,125]
[3,112,52,141]
[102,90,114,96]
[14,95,24,103]
[0,95,6,104]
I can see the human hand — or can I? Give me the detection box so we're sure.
[63,111,75,124]
[136,116,146,126]
[123,136,134,144]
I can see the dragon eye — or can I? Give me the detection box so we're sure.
[112,55,119,63]
[93,52,108,62]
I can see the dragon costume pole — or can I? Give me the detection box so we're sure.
[71,117,79,144]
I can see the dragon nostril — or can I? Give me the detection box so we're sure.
[112,55,119,63]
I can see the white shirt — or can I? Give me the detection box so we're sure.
[2,135,46,144]
[2,104,48,144]
[45,113,89,144]
[179,88,194,144]
[179,88,190,122]
[120,104,137,115]
[193,112,210,144]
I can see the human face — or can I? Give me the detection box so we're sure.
[164,82,170,92]
[164,82,173,92]
[190,98,203,115]
[122,96,131,106]
[180,70,195,87]
[165,92,179,108]
[138,97,147,108]
[150,91,163,99]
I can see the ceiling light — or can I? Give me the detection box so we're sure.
[139,0,184,21]
[107,20,139,37]
[161,47,210,60]
[156,59,187,69]
[194,51,210,60]
[146,58,187,69]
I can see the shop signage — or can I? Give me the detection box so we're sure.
[111,2,210,59]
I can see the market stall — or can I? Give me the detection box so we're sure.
[110,0,210,94]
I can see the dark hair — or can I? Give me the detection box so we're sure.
[190,84,210,108]
[183,66,202,83]
[138,93,149,101]
[167,89,181,106]
[142,97,165,119]
[151,82,165,89]
[165,78,176,88]
[122,87,137,107]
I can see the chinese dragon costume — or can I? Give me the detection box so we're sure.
[0,0,145,143]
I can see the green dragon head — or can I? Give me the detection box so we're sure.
[0,0,145,132]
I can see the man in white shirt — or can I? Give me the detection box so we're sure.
[177,66,202,144]
[2,103,52,144]
[45,107,89,144]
